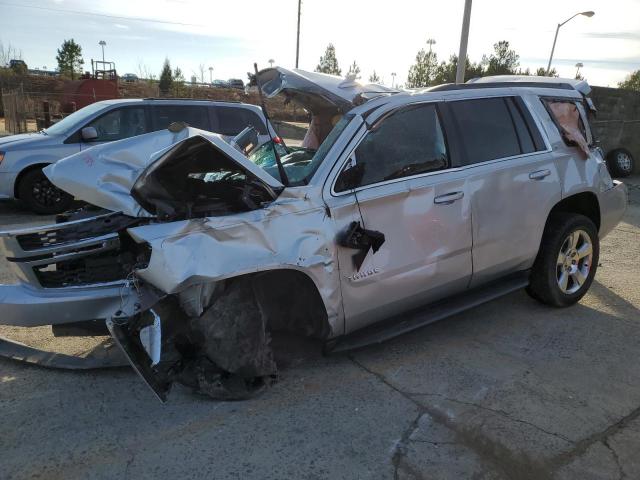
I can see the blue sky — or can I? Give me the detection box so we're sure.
[1,0,639,87]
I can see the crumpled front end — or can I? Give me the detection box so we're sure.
[106,187,341,402]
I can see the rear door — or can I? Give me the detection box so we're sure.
[326,102,473,332]
[446,95,561,287]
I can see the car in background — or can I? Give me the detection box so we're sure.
[212,79,229,88]
[228,78,245,89]
[122,73,139,83]
[0,98,274,214]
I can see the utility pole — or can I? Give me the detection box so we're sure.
[455,0,472,84]
[295,0,302,68]
[391,72,396,88]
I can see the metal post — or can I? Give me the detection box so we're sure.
[43,101,50,128]
[546,24,560,74]
[455,0,473,84]
[295,0,301,68]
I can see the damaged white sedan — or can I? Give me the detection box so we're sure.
[0,69,627,401]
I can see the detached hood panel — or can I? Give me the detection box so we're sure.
[45,127,283,218]
[258,67,398,115]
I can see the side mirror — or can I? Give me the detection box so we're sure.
[335,163,365,192]
[81,127,98,142]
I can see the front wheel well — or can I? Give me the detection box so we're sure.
[14,163,51,199]
[548,192,601,232]
[249,269,331,340]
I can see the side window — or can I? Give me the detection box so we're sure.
[542,98,590,155]
[212,107,267,136]
[450,97,522,164]
[84,107,147,142]
[337,103,448,191]
[152,105,210,131]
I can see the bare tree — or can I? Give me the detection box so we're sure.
[137,59,156,81]
[0,40,23,67]
[198,63,206,84]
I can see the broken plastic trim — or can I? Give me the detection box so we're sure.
[338,221,385,271]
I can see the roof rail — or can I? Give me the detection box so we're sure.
[427,82,575,92]
[142,97,242,103]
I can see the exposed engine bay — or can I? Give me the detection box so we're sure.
[131,136,279,221]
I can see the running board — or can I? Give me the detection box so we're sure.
[327,271,530,354]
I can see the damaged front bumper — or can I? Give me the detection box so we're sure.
[0,282,131,327]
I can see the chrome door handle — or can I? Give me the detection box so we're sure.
[434,191,464,205]
[529,169,551,180]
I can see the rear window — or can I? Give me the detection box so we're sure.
[152,105,210,131]
[450,97,544,165]
[212,106,267,136]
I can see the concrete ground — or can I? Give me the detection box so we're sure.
[1,177,639,480]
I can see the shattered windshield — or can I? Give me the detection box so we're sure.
[249,114,353,185]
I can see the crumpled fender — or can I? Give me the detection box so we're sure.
[127,187,344,336]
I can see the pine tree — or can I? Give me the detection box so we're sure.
[56,39,84,80]
[369,71,381,83]
[347,61,361,78]
[159,58,173,95]
[482,41,520,76]
[315,44,341,75]
[406,47,438,88]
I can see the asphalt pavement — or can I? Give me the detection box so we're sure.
[1,178,639,479]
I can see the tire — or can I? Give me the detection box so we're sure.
[607,149,635,178]
[527,213,599,307]
[17,168,73,215]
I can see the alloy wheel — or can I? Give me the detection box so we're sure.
[556,229,593,294]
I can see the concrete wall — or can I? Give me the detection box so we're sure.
[590,86,640,172]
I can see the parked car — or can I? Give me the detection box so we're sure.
[0,69,627,402]
[0,98,274,214]
[228,78,245,89]
[121,73,139,83]
[212,79,229,88]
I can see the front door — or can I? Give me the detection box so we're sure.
[327,102,473,333]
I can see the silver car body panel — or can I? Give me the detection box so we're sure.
[44,127,284,218]
[0,75,628,339]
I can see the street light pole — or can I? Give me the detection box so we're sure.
[208,66,213,84]
[455,0,473,84]
[546,11,594,74]
[391,72,396,88]
[295,0,302,68]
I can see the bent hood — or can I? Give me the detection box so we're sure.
[257,67,398,115]
[44,126,283,218]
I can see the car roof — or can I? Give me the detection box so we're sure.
[350,78,585,118]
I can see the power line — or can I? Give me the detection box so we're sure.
[0,1,205,27]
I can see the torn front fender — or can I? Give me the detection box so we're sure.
[127,187,344,336]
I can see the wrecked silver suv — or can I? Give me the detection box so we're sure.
[0,69,627,401]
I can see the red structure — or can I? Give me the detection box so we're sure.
[61,60,119,113]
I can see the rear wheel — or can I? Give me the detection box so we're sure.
[527,213,599,307]
[607,149,635,178]
[17,168,73,214]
